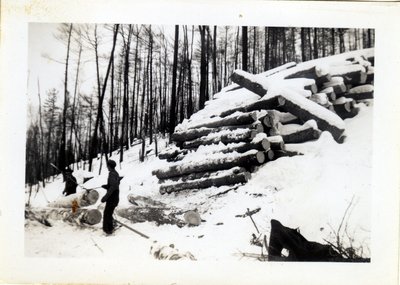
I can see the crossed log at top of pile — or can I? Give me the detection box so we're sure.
[154,51,374,195]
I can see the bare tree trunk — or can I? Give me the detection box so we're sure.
[89,24,119,171]
[313,28,318,59]
[148,26,154,145]
[60,23,73,170]
[242,26,248,71]
[69,38,82,168]
[264,27,269,71]
[212,26,218,94]
[199,25,207,110]
[37,79,45,187]
[252,27,257,73]
[129,27,140,144]
[301,28,306,61]
[187,26,194,118]
[120,24,133,163]
[234,27,239,69]
[169,25,179,136]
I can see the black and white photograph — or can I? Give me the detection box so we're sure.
[1,1,399,285]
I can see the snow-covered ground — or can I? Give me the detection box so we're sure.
[25,100,372,261]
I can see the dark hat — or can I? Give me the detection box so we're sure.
[107,160,117,169]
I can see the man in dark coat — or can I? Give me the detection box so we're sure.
[62,168,77,196]
[101,160,120,235]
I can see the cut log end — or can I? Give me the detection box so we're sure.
[261,139,271,151]
[81,190,100,207]
[83,209,102,225]
[256,151,266,164]
[266,149,275,161]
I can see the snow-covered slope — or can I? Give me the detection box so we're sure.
[25,49,373,261]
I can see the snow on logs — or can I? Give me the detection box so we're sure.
[277,90,345,141]
[330,64,367,86]
[219,96,283,118]
[188,111,258,129]
[322,77,347,95]
[182,128,261,150]
[344,85,374,101]
[283,64,331,86]
[278,120,322,144]
[153,150,265,181]
[230,70,268,96]
[47,189,100,208]
[171,121,263,143]
[230,70,345,141]
[155,50,374,194]
[333,98,359,119]
[159,167,251,194]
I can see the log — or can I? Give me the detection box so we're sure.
[285,78,318,94]
[367,55,374,66]
[335,106,360,120]
[322,77,347,95]
[330,64,367,85]
[219,96,283,118]
[344,85,374,101]
[116,206,183,226]
[319,87,337,101]
[159,166,247,184]
[127,194,167,207]
[225,63,298,93]
[230,70,345,141]
[182,129,260,149]
[25,209,51,226]
[267,135,285,150]
[366,66,374,84]
[162,136,270,164]
[280,120,321,144]
[333,98,359,119]
[283,65,331,86]
[273,150,303,159]
[172,122,263,143]
[265,149,275,161]
[223,137,271,153]
[159,147,187,160]
[277,92,345,142]
[27,208,102,226]
[188,112,258,129]
[153,150,265,180]
[159,168,251,194]
[262,110,300,128]
[47,189,99,208]
[309,93,331,108]
[231,70,268,96]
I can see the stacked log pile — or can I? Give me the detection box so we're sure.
[154,50,374,195]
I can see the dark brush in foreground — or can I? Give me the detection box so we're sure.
[268,219,370,262]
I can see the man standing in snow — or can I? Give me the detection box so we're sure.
[101,160,120,235]
[62,168,77,196]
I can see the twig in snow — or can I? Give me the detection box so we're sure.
[336,195,355,250]
[208,185,240,198]
[90,236,104,253]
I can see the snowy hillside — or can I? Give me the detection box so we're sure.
[25,49,373,262]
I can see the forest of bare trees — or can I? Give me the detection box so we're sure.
[25,25,374,186]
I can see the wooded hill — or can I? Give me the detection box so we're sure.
[154,48,374,194]
[26,25,374,188]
